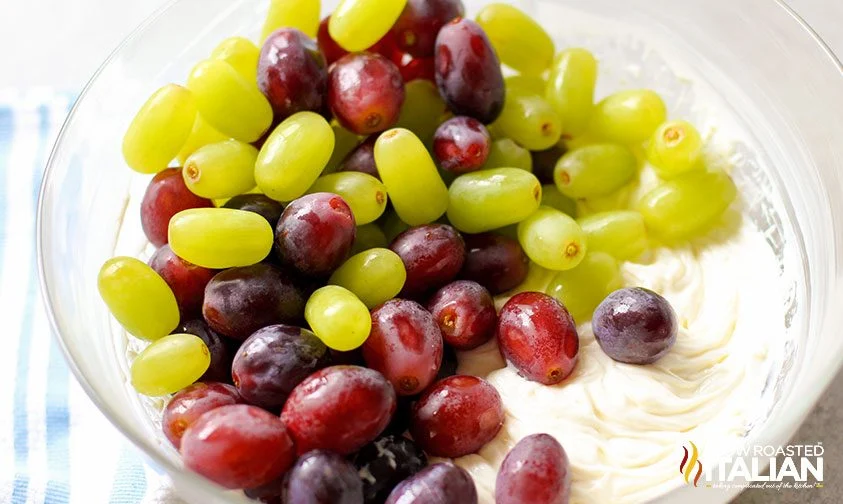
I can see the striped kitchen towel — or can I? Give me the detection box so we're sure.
[0,89,183,504]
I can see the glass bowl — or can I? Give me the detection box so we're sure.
[37,0,843,503]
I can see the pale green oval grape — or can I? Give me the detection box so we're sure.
[396,80,449,146]
[447,168,542,233]
[380,210,410,242]
[351,223,389,254]
[646,120,704,179]
[176,113,230,164]
[517,206,587,271]
[169,208,274,268]
[505,74,547,96]
[308,172,387,225]
[496,92,563,151]
[131,334,210,396]
[541,184,577,217]
[578,210,648,260]
[590,89,667,145]
[305,285,372,351]
[329,0,408,52]
[256,111,335,202]
[374,128,448,225]
[546,252,622,323]
[325,123,362,173]
[98,257,180,341]
[483,138,533,172]
[123,84,196,174]
[211,37,260,81]
[329,248,406,308]
[183,139,258,199]
[262,0,320,39]
[639,170,737,239]
[554,143,637,199]
[187,59,273,143]
[476,3,554,75]
[546,48,598,137]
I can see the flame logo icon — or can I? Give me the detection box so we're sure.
[680,441,703,487]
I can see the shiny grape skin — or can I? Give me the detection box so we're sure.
[258,28,328,120]
[149,244,216,318]
[531,145,567,185]
[428,281,496,350]
[202,263,307,340]
[180,319,234,383]
[140,167,212,247]
[389,224,466,297]
[434,18,505,124]
[392,0,465,57]
[223,194,284,227]
[392,52,436,83]
[339,135,379,179]
[433,116,491,174]
[497,292,579,385]
[284,450,364,504]
[181,404,295,489]
[317,17,349,65]
[162,382,240,449]
[363,299,444,396]
[280,365,397,455]
[354,434,427,504]
[328,53,406,135]
[232,325,331,411]
[460,233,529,295]
[496,433,571,504]
[410,375,504,457]
[385,463,478,504]
[275,193,357,277]
[592,287,678,365]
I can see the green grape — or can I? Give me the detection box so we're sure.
[476,3,554,75]
[325,123,362,173]
[638,170,737,239]
[256,111,335,202]
[131,334,210,396]
[505,74,546,96]
[541,184,577,217]
[211,37,260,81]
[374,128,448,226]
[308,172,387,225]
[546,252,622,323]
[168,208,274,268]
[554,143,637,199]
[447,167,542,233]
[305,285,372,351]
[483,138,533,172]
[351,223,389,254]
[590,89,667,145]
[187,59,273,143]
[517,206,587,271]
[261,0,320,40]
[329,248,406,308]
[123,84,196,174]
[183,139,257,199]
[380,210,410,242]
[176,113,230,164]
[646,120,704,178]
[395,80,449,146]
[329,0,408,52]
[546,48,597,137]
[98,257,180,341]
[496,91,563,151]
[578,210,648,260]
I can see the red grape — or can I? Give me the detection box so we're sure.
[328,53,405,135]
[180,319,234,383]
[223,194,284,227]
[410,375,503,457]
[280,365,396,455]
[392,0,466,58]
[461,233,529,295]
[317,17,349,65]
[428,280,496,350]
[258,28,328,120]
[354,435,427,503]
[284,450,364,504]
[275,193,356,276]
[338,135,379,179]
[496,433,571,504]
[140,167,212,247]
[390,224,465,297]
[162,382,240,449]
[391,51,436,83]
[363,299,444,396]
[385,463,477,504]
[497,292,579,385]
[149,244,216,317]
[433,116,491,174]
[434,18,505,124]
[181,404,295,489]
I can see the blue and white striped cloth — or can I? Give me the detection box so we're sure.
[0,90,182,504]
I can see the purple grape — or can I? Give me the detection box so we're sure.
[354,435,427,504]
[223,194,285,227]
[390,224,465,297]
[162,382,241,449]
[258,28,328,120]
[496,434,570,504]
[180,319,234,383]
[385,463,478,504]
[328,53,405,135]
[433,116,491,174]
[149,245,216,318]
[339,136,379,179]
[283,450,364,504]
[428,280,496,350]
[461,233,529,295]
[392,0,466,57]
